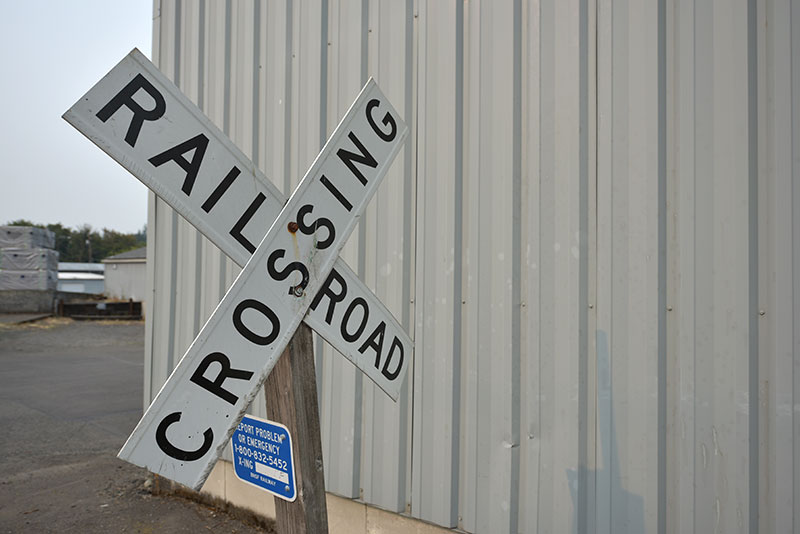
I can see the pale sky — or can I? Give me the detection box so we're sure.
[0,1,152,234]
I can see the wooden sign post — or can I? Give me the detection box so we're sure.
[265,324,327,533]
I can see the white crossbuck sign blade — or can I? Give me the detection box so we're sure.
[63,49,411,401]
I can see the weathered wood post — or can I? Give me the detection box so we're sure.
[265,324,328,533]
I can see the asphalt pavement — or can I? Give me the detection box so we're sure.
[0,317,275,533]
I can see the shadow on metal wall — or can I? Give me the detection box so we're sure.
[567,330,645,534]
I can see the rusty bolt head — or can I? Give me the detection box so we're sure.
[293,286,304,297]
[287,221,299,233]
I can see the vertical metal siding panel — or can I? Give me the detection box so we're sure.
[794,8,800,527]
[148,0,166,403]
[459,1,478,528]
[518,1,543,531]
[319,0,365,499]
[664,1,678,531]
[291,2,323,190]
[518,2,595,532]
[262,1,289,195]
[692,4,716,532]
[518,1,585,532]
[793,4,800,528]
[622,3,660,530]
[597,1,660,532]
[460,1,478,524]
[220,1,241,296]
[199,0,230,329]
[759,2,797,532]
[595,4,613,532]
[220,0,250,307]
[150,0,180,397]
[666,1,698,532]
[712,3,752,532]
[144,189,158,407]
[554,1,585,529]
[410,1,459,526]
[152,209,176,394]
[282,1,294,197]
[548,4,584,526]
[359,0,412,513]
[179,2,199,104]
[188,1,206,339]
[460,1,520,531]
[584,3,599,532]
[406,0,419,514]
[229,2,255,166]
[757,0,770,530]
[200,1,230,336]
[173,0,203,371]
[251,0,262,172]
[144,0,162,409]
[679,2,754,533]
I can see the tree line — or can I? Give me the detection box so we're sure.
[5,220,146,263]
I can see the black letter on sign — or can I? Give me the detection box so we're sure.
[320,174,353,212]
[366,98,397,142]
[96,73,166,147]
[155,411,213,461]
[381,336,404,380]
[337,132,377,186]
[230,193,267,254]
[202,166,241,213]
[267,249,309,296]
[296,204,335,250]
[190,352,254,405]
[310,269,347,324]
[341,297,369,343]
[358,321,386,369]
[233,299,280,345]
[148,134,209,196]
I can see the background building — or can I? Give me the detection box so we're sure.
[57,262,104,295]
[143,1,799,533]
[102,246,146,303]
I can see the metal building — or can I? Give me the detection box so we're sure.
[144,1,799,533]
[102,247,147,302]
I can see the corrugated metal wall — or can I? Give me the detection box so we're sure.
[143,1,799,532]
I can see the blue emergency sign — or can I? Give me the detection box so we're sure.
[231,415,296,501]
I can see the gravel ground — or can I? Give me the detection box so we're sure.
[0,318,276,533]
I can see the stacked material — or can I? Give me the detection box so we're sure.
[0,226,59,291]
[0,226,56,249]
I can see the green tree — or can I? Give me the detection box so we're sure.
[44,223,73,260]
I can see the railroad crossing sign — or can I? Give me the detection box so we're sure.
[64,49,409,491]
[64,49,410,401]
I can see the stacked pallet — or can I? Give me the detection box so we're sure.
[0,227,59,312]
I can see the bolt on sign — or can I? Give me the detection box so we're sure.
[64,49,409,490]
[64,49,410,401]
